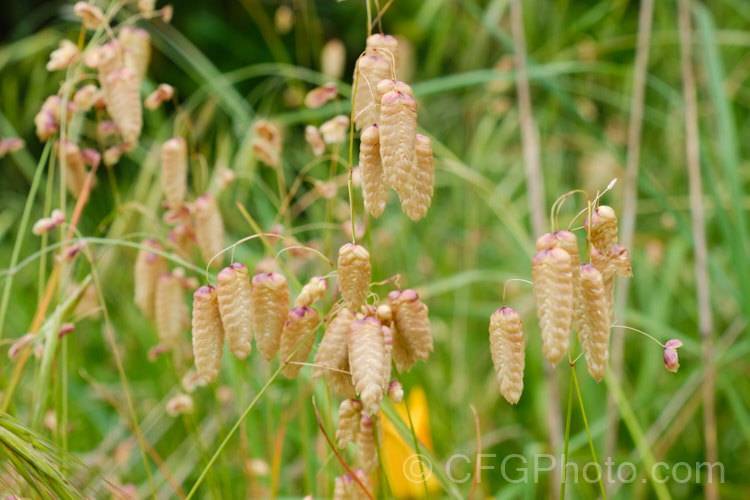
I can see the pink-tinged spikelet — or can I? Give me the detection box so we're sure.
[194,193,225,267]
[357,413,379,474]
[359,124,387,218]
[489,307,525,404]
[191,286,225,383]
[337,243,371,310]
[577,264,610,382]
[348,317,386,415]
[590,244,632,321]
[379,82,417,202]
[161,137,188,208]
[401,133,434,222]
[58,140,88,197]
[532,248,573,366]
[366,34,399,67]
[279,306,320,378]
[352,54,390,131]
[119,27,150,85]
[388,289,433,372]
[216,263,253,360]
[585,205,618,253]
[134,239,166,318]
[313,308,357,398]
[94,41,124,97]
[335,398,362,449]
[251,272,290,360]
[105,68,142,146]
[155,272,187,348]
[294,276,328,308]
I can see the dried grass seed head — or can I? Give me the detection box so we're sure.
[585,205,618,252]
[489,307,525,404]
[379,83,417,202]
[531,248,574,366]
[119,26,151,84]
[251,137,280,167]
[335,398,362,449]
[57,140,88,197]
[304,125,325,156]
[313,307,357,398]
[359,124,387,218]
[145,83,174,110]
[105,68,142,145]
[74,2,104,30]
[337,243,371,310]
[251,272,290,361]
[401,133,434,222]
[47,40,79,72]
[348,317,387,415]
[388,289,433,372]
[321,38,346,80]
[352,54,390,131]
[194,193,226,267]
[357,413,379,474]
[576,264,610,381]
[134,239,166,318]
[166,393,194,417]
[294,276,328,308]
[366,33,399,68]
[217,263,253,360]
[279,306,320,378]
[191,285,225,383]
[161,136,188,208]
[320,114,350,144]
[155,271,188,348]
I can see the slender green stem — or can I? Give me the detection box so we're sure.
[572,368,607,499]
[560,366,574,499]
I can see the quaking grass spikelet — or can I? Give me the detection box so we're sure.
[591,244,633,320]
[216,263,253,360]
[155,271,187,349]
[378,81,417,202]
[489,307,525,404]
[251,272,290,360]
[294,276,328,308]
[105,68,142,146]
[401,133,434,222]
[335,398,362,449]
[194,193,225,267]
[388,289,433,372]
[357,413,378,474]
[532,247,573,366]
[352,54,390,131]
[585,205,618,253]
[313,308,356,397]
[119,26,150,85]
[359,124,387,218]
[161,137,188,208]
[134,239,166,318]
[279,306,320,378]
[577,264,610,382]
[58,140,88,197]
[337,243,371,310]
[191,286,225,383]
[366,33,399,67]
[348,317,386,415]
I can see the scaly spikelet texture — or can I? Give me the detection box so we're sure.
[532,248,573,366]
[360,124,387,218]
[366,33,399,67]
[489,307,525,404]
[294,276,327,308]
[577,264,610,382]
[105,68,142,145]
[337,243,371,310]
[194,193,225,267]
[279,306,319,378]
[590,244,633,321]
[119,26,150,85]
[216,263,253,360]
[335,398,362,449]
[251,272,290,360]
[58,140,88,197]
[586,205,618,253]
[401,133,434,222]
[379,83,417,202]
[155,272,187,348]
[357,413,378,474]
[161,137,188,208]
[95,40,123,102]
[191,286,225,383]
[352,54,390,131]
[348,317,386,414]
[313,308,356,398]
[134,239,166,318]
[388,289,433,372]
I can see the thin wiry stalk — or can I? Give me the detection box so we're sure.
[572,369,607,500]
[606,0,654,477]
[677,2,718,499]
[560,331,578,500]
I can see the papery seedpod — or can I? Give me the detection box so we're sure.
[216,263,253,360]
[585,205,618,253]
[105,68,142,145]
[34,108,57,141]
[375,79,413,104]
[47,40,78,72]
[32,209,65,236]
[381,325,393,392]
[320,115,350,144]
[335,398,362,449]
[609,244,633,278]
[357,413,379,474]
[388,380,404,403]
[181,370,208,393]
[663,339,683,373]
[166,393,194,417]
[73,84,98,111]
[294,276,328,308]
[304,125,325,156]
[155,272,188,348]
[577,264,610,382]
[532,248,573,366]
[348,317,386,414]
[95,41,124,102]
[366,34,399,68]
[360,124,387,218]
[279,306,320,378]
[74,1,104,30]
[388,289,433,372]
[144,83,175,110]
[168,223,195,258]
[379,83,417,202]
[304,83,338,109]
[313,308,357,398]
[119,27,150,85]
[352,54,390,131]
[252,120,283,152]
[194,193,225,267]
[134,239,166,318]
[58,140,88,198]
[251,138,280,167]
[191,286,225,383]
[251,272,290,360]
[337,243,371,310]
[161,137,188,208]
[321,39,346,80]
[401,133,434,222]
[489,307,525,404]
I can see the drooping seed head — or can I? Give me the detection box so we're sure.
[359,124,388,218]
[585,205,618,253]
[663,339,683,373]
[165,393,194,417]
[335,398,362,449]
[294,276,328,308]
[119,26,151,85]
[366,33,399,67]
[357,413,378,474]
[251,272,290,360]
[105,68,142,146]
[191,285,225,382]
[352,54,390,131]
[134,239,167,318]
[348,317,386,414]
[379,84,418,202]
[401,133,434,222]
[337,243,371,310]
[47,40,79,72]
[313,308,357,398]
[194,193,225,268]
[155,272,188,349]
[279,306,320,378]
[489,306,525,404]
[532,248,574,366]
[304,125,325,156]
[161,137,188,208]
[74,2,104,30]
[576,264,610,382]
[144,83,174,110]
[388,289,433,372]
[216,263,253,360]
[388,381,404,404]
[321,39,346,80]
[57,140,88,198]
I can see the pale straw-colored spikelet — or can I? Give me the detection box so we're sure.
[279,306,320,378]
[335,398,362,449]
[105,68,142,145]
[94,41,124,98]
[58,140,88,197]
[590,244,632,321]
[381,325,393,392]
[304,125,325,156]
[401,133,434,222]
[313,308,356,398]
[532,248,573,366]
[359,124,387,218]
[161,137,188,208]
[585,205,618,252]
[74,84,98,111]
[577,264,610,382]
[191,286,225,383]
[489,307,525,404]
[134,239,166,318]
[294,276,328,307]
[379,82,417,201]
[366,34,399,67]
[352,54,390,131]
[74,2,104,30]
[252,119,283,152]
[251,272,290,360]
[194,193,225,267]
[348,317,386,415]
[357,413,379,474]
[155,272,187,348]
[337,243,371,310]
[216,263,253,360]
[119,27,150,85]
[321,39,346,80]
[388,289,433,372]
[251,138,280,167]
